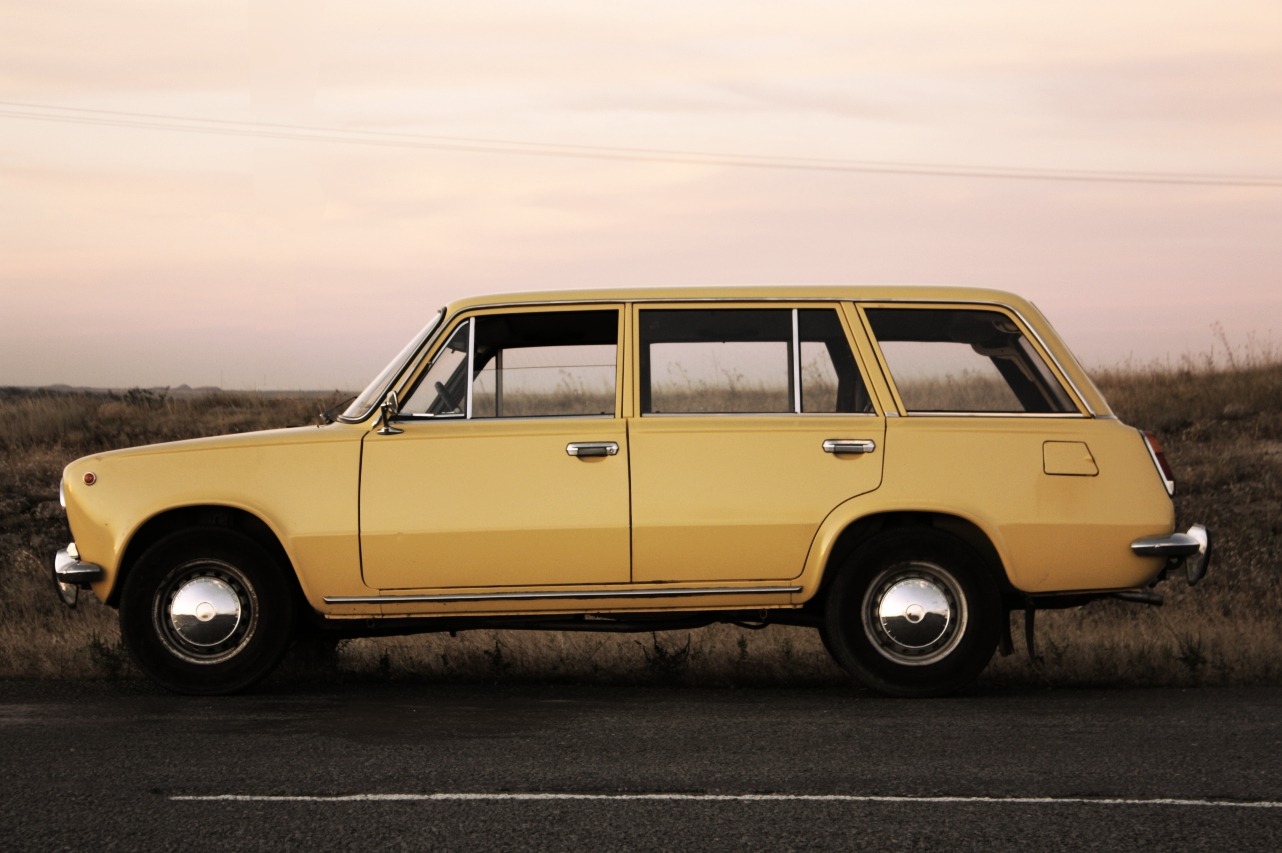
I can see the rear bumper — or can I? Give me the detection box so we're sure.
[1131,524,1211,586]
[53,544,104,607]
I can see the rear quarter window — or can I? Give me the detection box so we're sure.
[865,307,1077,414]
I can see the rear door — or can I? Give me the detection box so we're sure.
[628,303,886,582]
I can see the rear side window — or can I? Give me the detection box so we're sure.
[865,308,1076,414]
[638,307,872,414]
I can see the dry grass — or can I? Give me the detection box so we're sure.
[1,353,1279,691]
[0,387,343,680]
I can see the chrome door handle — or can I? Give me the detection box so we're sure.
[566,441,620,458]
[823,439,877,455]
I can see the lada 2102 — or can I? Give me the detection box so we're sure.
[53,286,1210,696]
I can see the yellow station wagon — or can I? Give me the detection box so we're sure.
[53,286,1210,696]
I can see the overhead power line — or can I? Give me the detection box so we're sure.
[2,100,1280,188]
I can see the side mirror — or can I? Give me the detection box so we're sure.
[377,391,404,435]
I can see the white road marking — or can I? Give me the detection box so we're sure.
[170,793,1282,809]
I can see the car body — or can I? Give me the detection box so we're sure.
[53,286,1210,696]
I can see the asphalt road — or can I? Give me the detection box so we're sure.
[3,679,1281,851]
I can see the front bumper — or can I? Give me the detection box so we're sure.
[1131,524,1212,586]
[53,543,104,607]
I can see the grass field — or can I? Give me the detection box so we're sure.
[1,353,1279,691]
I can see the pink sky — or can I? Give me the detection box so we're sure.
[2,1,1279,390]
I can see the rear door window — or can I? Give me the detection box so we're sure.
[638,307,872,414]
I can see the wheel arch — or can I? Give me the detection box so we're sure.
[109,505,299,608]
[809,511,1017,611]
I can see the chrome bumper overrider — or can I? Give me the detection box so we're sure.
[53,544,104,607]
[1131,524,1211,586]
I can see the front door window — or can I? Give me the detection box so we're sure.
[402,310,618,419]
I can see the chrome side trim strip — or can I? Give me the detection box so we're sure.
[325,585,802,606]
[891,412,1087,419]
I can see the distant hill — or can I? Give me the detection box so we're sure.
[3,385,349,398]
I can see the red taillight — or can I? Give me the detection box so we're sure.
[1142,430,1176,496]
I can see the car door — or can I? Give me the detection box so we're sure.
[359,306,631,590]
[628,303,886,583]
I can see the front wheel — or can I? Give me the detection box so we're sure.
[823,529,1001,697]
[119,530,296,695]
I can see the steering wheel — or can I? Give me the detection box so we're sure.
[435,381,461,412]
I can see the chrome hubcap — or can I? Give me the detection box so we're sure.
[863,563,967,666]
[169,576,242,647]
[154,560,257,664]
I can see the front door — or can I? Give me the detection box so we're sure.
[359,307,630,590]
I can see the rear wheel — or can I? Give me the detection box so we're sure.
[823,528,1001,697]
[119,530,296,695]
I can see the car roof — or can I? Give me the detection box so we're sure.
[444,284,1035,314]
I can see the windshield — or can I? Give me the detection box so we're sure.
[340,310,444,422]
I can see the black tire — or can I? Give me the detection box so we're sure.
[822,528,1001,698]
[119,529,296,695]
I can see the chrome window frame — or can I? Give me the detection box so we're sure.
[790,309,802,414]
[858,301,1094,419]
[465,316,476,420]
[395,306,623,423]
[639,306,866,417]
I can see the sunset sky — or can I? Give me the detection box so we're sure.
[2,1,1279,390]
